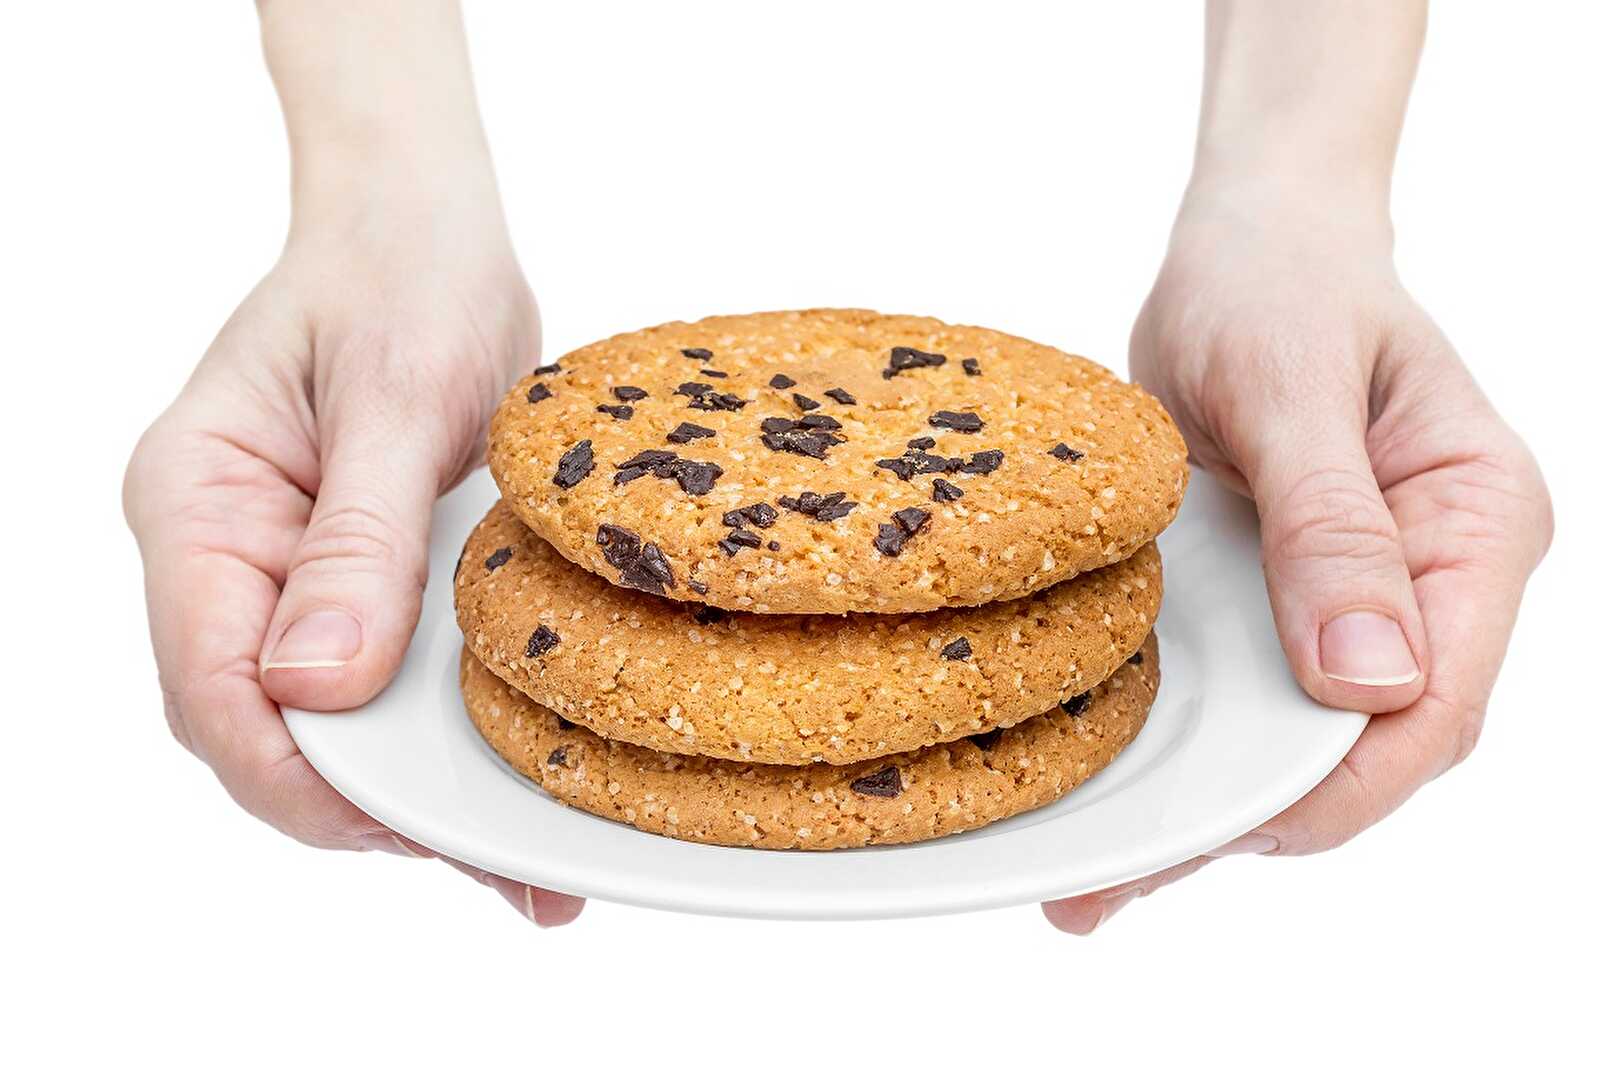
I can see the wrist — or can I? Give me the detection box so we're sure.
[1176,165,1396,258]
[258,0,501,237]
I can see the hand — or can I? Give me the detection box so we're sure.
[122,180,582,928]
[1043,182,1553,933]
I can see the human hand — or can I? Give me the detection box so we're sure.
[124,0,584,924]
[1043,181,1553,933]
[123,184,581,926]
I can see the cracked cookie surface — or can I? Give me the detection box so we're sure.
[456,499,1161,765]
[460,634,1158,850]
[487,309,1187,613]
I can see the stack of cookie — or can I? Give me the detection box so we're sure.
[455,310,1187,849]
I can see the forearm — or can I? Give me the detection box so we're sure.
[256,0,501,234]
[1193,0,1426,216]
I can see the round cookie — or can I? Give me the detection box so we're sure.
[456,499,1161,765]
[460,634,1159,850]
[488,309,1187,614]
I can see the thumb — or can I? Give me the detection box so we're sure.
[1233,402,1428,715]
[259,415,440,711]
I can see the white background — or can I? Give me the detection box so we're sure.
[4,2,1618,1075]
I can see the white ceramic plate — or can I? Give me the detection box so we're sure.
[287,468,1366,920]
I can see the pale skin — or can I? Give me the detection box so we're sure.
[124,0,1551,931]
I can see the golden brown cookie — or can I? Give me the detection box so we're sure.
[460,634,1159,850]
[488,309,1187,613]
[456,499,1161,765]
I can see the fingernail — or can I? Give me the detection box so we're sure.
[1208,832,1280,857]
[264,609,362,670]
[1320,610,1419,687]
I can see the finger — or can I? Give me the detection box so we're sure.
[1043,856,1215,935]
[124,419,395,850]
[258,402,442,711]
[134,535,411,853]
[440,857,586,928]
[1245,494,1549,860]
[1226,386,1428,715]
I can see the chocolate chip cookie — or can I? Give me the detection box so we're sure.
[460,634,1159,850]
[456,499,1161,765]
[488,309,1187,613]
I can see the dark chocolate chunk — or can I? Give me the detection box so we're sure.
[907,436,936,450]
[968,728,1002,750]
[875,456,917,481]
[699,368,728,378]
[694,605,729,626]
[527,382,552,403]
[597,403,634,421]
[767,540,780,551]
[533,363,561,376]
[796,413,842,431]
[961,357,981,376]
[690,390,747,412]
[667,421,717,444]
[681,347,714,360]
[874,508,928,556]
[613,448,720,494]
[873,523,906,557]
[791,392,821,412]
[553,440,595,488]
[673,459,723,495]
[883,346,948,378]
[546,747,568,767]
[1050,442,1085,462]
[825,387,856,405]
[484,547,513,571]
[910,452,962,475]
[940,636,972,661]
[525,624,561,658]
[1128,650,1144,665]
[769,373,797,389]
[676,381,713,397]
[612,385,648,402]
[619,541,674,595]
[959,449,1005,475]
[719,528,763,556]
[876,447,962,481]
[931,478,963,503]
[722,502,778,529]
[613,449,673,485]
[596,523,642,568]
[617,449,679,470]
[892,506,930,536]
[761,428,841,459]
[1060,690,1093,716]
[928,410,984,433]
[689,579,708,595]
[850,765,902,798]
[760,416,796,435]
[777,491,857,521]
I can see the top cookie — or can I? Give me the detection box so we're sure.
[489,309,1187,613]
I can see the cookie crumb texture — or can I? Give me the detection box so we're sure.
[456,500,1161,765]
[460,635,1159,850]
[489,310,1187,613]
